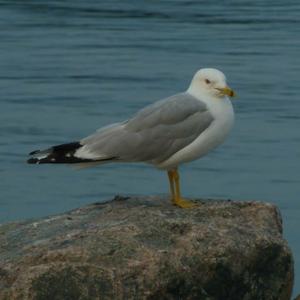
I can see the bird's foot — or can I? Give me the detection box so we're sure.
[172,197,198,208]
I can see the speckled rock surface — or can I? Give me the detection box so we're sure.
[0,196,294,300]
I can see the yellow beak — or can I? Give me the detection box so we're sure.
[217,86,236,97]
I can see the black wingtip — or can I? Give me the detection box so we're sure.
[29,149,40,155]
[27,158,39,164]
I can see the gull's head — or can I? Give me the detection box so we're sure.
[187,68,235,99]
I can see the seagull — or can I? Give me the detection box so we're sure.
[28,68,236,208]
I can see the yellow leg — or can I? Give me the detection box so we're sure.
[167,168,197,208]
[167,170,175,199]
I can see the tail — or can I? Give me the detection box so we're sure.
[27,141,116,165]
[27,142,88,164]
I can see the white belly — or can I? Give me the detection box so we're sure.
[157,97,235,170]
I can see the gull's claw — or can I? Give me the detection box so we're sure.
[172,197,198,209]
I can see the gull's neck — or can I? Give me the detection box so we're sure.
[186,86,231,115]
[187,86,215,103]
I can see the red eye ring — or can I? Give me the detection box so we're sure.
[205,79,211,84]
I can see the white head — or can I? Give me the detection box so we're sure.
[187,68,235,99]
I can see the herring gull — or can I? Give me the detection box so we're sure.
[27,68,236,208]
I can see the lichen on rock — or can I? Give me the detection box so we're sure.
[0,196,294,300]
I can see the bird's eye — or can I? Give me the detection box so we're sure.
[205,79,211,84]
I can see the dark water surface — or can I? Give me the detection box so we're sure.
[0,0,299,295]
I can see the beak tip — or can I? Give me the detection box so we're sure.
[224,86,236,98]
[216,87,236,98]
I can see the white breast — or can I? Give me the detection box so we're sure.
[157,96,235,170]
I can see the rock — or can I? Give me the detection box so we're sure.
[0,196,293,300]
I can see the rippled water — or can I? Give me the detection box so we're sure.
[0,0,300,295]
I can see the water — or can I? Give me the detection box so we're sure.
[0,0,300,295]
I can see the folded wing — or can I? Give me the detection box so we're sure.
[76,93,214,165]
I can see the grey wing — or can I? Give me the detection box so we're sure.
[79,93,214,164]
